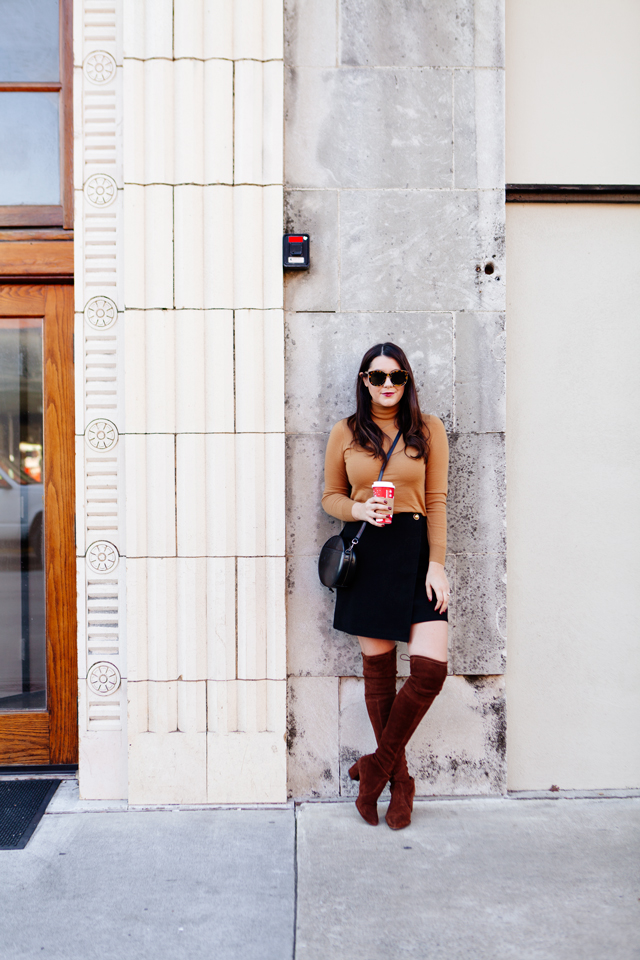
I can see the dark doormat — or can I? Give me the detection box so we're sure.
[0,780,60,850]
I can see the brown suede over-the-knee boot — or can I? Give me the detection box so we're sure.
[354,655,447,826]
[348,648,415,829]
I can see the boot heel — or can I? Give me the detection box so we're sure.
[348,761,360,781]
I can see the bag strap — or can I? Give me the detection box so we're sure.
[351,430,402,546]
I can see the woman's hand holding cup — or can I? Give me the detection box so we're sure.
[351,496,389,526]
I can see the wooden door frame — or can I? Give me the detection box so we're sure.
[0,284,77,764]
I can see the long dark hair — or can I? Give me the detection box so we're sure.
[347,343,430,461]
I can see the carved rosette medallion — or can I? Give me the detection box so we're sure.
[85,419,118,451]
[87,661,121,697]
[84,51,116,85]
[84,174,117,207]
[86,540,119,574]
[85,296,117,330]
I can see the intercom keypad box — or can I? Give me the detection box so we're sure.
[283,234,310,269]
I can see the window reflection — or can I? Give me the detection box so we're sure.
[0,0,59,82]
[0,94,60,206]
[0,318,46,712]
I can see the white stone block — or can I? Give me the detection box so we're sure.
[234,309,264,432]
[147,435,177,556]
[233,0,264,60]
[264,309,285,431]
[237,559,268,680]
[174,59,204,185]
[78,682,129,800]
[263,185,284,309]
[123,184,145,308]
[206,558,236,681]
[123,0,173,60]
[263,61,284,184]
[233,186,264,308]
[234,60,264,185]
[175,310,206,433]
[203,310,234,432]
[144,309,177,432]
[204,433,237,556]
[207,729,287,803]
[142,59,175,185]
[264,434,286,557]
[122,440,149,558]
[176,559,208,680]
[125,558,145,681]
[233,432,285,558]
[203,186,234,308]
[173,0,204,59]
[148,679,178,732]
[263,0,284,60]
[203,0,233,59]
[204,60,233,184]
[235,309,285,432]
[121,308,148,430]
[237,558,286,681]
[177,679,207,732]
[287,676,340,799]
[207,679,285,735]
[147,559,179,681]
[123,309,146,431]
[128,728,207,805]
[176,433,206,556]
[143,185,174,308]
[125,435,176,557]
[175,185,204,309]
[207,679,236,733]
[235,433,266,556]
[123,59,144,184]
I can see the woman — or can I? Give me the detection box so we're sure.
[322,342,450,830]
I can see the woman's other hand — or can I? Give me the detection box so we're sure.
[351,496,389,526]
[426,561,450,613]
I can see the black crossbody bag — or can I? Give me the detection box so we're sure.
[318,431,401,590]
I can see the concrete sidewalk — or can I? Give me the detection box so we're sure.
[0,782,638,960]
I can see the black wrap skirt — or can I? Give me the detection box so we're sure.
[333,512,447,643]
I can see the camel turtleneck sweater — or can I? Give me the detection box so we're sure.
[321,401,449,565]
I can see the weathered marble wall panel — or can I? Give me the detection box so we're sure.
[285,0,506,798]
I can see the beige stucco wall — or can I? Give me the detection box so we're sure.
[506,203,640,789]
[506,0,640,183]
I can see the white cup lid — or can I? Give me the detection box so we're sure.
[372,481,395,488]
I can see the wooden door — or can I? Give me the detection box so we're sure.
[0,284,76,764]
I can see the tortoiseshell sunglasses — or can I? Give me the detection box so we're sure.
[361,369,409,387]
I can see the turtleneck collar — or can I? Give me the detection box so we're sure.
[371,400,400,423]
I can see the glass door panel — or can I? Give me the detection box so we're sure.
[0,316,46,712]
[0,285,76,766]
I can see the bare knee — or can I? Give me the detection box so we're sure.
[358,636,396,657]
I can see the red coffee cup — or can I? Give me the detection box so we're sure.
[371,480,395,524]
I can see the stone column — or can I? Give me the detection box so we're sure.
[75,0,286,803]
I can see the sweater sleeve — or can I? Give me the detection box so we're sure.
[321,420,356,522]
[425,416,448,565]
